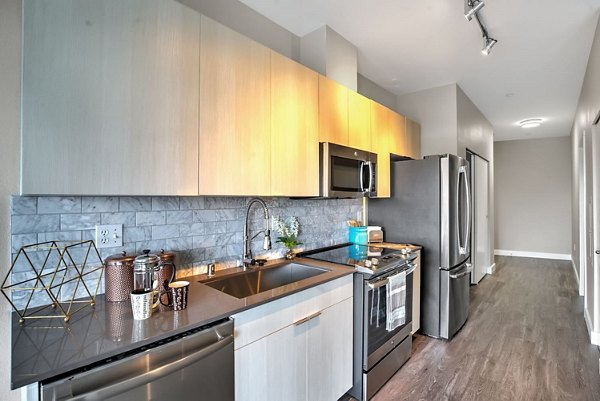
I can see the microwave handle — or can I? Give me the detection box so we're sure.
[367,161,374,193]
[360,161,366,192]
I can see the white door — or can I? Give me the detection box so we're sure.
[470,154,490,284]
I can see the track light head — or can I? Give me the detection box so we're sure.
[481,36,497,55]
[465,1,485,21]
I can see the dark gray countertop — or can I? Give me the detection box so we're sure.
[11,257,353,389]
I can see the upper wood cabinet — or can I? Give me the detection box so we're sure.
[370,102,395,198]
[348,91,372,151]
[270,52,319,197]
[199,16,271,196]
[318,75,349,146]
[388,112,407,157]
[405,118,422,159]
[21,0,200,195]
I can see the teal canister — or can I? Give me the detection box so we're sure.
[348,226,368,245]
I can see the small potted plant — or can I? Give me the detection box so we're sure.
[272,216,302,259]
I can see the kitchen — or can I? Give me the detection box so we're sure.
[1,0,600,400]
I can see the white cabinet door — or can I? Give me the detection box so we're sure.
[22,0,200,195]
[235,323,307,401]
[307,297,353,401]
[470,154,490,283]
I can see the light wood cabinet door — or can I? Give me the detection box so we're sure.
[318,75,349,146]
[405,118,422,159]
[389,112,407,157]
[270,51,319,196]
[370,101,393,198]
[199,16,271,195]
[235,323,307,401]
[22,0,200,195]
[307,297,354,401]
[348,91,372,151]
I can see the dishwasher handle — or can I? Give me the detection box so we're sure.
[69,334,233,401]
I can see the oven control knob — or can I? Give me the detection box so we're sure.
[364,260,372,268]
[371,258,379,266]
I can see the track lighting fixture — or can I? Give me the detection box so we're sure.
[464,0,498,55]
[481,36,497,55]
[464,0,484,21]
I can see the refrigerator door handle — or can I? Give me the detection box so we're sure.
[456,166,464,255]
[463,165,471,254]
[449,263,472,279]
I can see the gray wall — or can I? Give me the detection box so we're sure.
[178,0,300,60]
[396,84,458,156]
[0,0,22,398]
[495,137,572,254]
[571,15,600,337]
[456,86,495,269]
[9,195,361,309]
[357,74,398,112]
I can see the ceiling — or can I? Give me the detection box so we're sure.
[239,0,600,141]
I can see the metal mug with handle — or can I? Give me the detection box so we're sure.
[133,250,176,309]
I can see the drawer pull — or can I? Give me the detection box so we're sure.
[294,311,322,326]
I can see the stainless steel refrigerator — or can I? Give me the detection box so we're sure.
[369,154,472,339]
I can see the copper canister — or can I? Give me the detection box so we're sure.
[104,251,137,302]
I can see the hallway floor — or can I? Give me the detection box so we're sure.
[372,256,600,401]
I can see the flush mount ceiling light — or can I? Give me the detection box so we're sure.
[464,0,498,55]
[464,0,485,21]
[519,118,543,128]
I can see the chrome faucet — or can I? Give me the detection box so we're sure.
[242,198,271,269]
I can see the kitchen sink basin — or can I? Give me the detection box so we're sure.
[202,263,329,299]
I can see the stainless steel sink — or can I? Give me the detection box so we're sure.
[202,263,329,299]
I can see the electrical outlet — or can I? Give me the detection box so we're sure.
[95,224,123,248]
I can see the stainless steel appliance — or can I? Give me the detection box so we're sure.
[40,318,234,401]
[320,142,377,198]
[369,154,472,340]
[300,243,416,400]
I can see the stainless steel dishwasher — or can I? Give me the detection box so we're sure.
[40,318,234,401]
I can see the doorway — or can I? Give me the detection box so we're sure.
[468,151,490,284]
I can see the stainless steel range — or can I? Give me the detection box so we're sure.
[300,243,417,400]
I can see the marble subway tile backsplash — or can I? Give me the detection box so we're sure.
[9,195,361,309]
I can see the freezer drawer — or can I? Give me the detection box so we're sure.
[440,263,471,339]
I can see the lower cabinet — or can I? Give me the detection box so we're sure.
[233,275,353,401]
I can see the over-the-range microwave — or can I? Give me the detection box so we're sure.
[320,142,377,198]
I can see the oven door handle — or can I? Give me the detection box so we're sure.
[68,334,234,401]
[366,264,416,290]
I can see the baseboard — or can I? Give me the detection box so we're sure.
[487,263,496,274]
[571,259,580,287]
[494,249,571,260]
[584,308,600,346]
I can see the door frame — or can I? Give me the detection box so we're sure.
[466,149,490,284]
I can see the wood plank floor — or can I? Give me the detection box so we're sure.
[372,256,600,401]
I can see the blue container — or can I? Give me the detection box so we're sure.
[348,226,368,245]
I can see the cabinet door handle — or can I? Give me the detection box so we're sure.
[294,311,322,326]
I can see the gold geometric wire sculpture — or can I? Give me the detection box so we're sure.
[1,240,104,324]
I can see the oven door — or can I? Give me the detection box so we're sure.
[363,264,414,370]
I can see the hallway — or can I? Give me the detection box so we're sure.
[373,256,600,401]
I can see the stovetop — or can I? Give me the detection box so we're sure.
[299,243,416,277]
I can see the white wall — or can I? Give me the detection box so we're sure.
[495,137,572,255]
[571,14,600,344]
[396,84,458,156]
[0,0,23,398]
